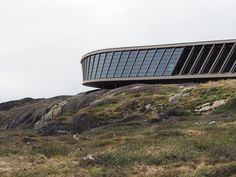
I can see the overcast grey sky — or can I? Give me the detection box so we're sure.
[0,0,236,103]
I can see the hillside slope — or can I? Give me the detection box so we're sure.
[0,80,236,177]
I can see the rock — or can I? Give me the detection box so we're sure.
[149,113,168,123]
[194,122,203,125]
[37,123,71,135]
[104,84,153,97]
[72,113,102,133]
[6,109,35,129]
[208,121,217,125]
[212,99,227,108]
[182,93,190,97]
[34,101,67,130]
[83,154,94,160]
[195,99,229,114]
[169,93,183,104]
[165,107,188,116]
[90,98,105,106]
[22,137,38,144]
[73,134,80,141]
[0,97,35,111]
[198,105,213,112]
[145,104,152,110]
[119,114,144,123]
[201,102,211,108]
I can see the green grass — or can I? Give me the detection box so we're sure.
[31,143,72,157]
[13,166,58,177]
[1,80,236,177]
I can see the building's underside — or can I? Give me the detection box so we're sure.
[81,39,236,88]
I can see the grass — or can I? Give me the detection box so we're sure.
[1,112,235,177]
[1,80,236,176]
[13,166,58,177]
[31,143,72,157]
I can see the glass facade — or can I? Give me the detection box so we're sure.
[106,52,119,78]
[146,49,165,77]
[137,49,156,77]
[122,51,138,77]
[81,41,236,84]
[95,53,106,79]
[82,47,184,80]
[100,53,112,78]
[114,51,130,78]
[129,50,147,77]
[163,48,183,76]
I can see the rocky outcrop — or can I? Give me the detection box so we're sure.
[34,101,67,130]
[195,99,229,114]
[169,86,193,104]
[0,81,235,134]
[0,97,35,111]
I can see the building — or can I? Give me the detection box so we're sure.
[81,39,236,88]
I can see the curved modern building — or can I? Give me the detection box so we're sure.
[81,39,236,88]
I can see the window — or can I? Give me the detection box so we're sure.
[107,52,121,78]
[91,54,100,79]
[146,49,165,76]
[114,51,130,77]
[138,49,156,77]
[100,53,113,78]
[88,55,95,79]
[154,48,174,76]
[95,53,106,79]
[130,50,147,77]
[122,50,138,77]
[86,57,90,80]
[163,48,183,76]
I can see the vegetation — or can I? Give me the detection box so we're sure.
[0,80,236,176]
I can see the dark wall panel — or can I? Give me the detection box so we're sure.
[202,45,222,73]
[212,44,233,73]
[223,48,236,73]
[172,47,192,75]
[182,46,202,74]
[191,45,211,74]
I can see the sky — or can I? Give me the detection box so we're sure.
[0,0,236,103]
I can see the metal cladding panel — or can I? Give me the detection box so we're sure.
[81,39,236,88]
